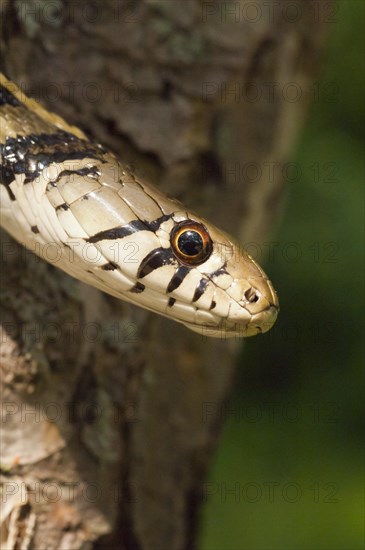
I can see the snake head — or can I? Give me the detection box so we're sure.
[132,208,279,339]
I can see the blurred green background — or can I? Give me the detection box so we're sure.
[201,2,364,549]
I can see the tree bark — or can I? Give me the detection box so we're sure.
[0,1,327,548]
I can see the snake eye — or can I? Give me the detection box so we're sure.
[171,221,213,265]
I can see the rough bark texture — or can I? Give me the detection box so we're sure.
[0,1,327,549]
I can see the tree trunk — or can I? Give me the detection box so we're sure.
[0,1,327,548]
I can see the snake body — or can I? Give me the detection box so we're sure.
[0,73,278,338]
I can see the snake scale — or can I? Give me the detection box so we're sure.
[0,73,278,338]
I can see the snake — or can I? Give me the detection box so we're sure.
[0,72,279,338]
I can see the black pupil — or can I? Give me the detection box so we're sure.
[178,230,203,256]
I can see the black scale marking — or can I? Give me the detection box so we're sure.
[87,214,172,244]
[101,262,119,271]
[130,282,145,293]
[137,248,176,279]
[166,265,190,293]
[0,131,107,190]
[0,84,22,107]
[192,278,209,302]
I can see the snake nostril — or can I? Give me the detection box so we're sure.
[245,287,259,303]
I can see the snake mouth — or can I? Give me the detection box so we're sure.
[245,304,279,336]
[183,303,279,339]
[180,274,279,339]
